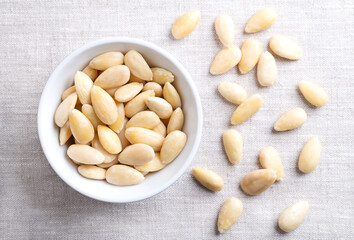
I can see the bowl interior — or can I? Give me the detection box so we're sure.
[38,38,202,203]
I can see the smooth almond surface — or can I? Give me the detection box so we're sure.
[114,82,143,102]
[61,86,76,101]
[145,97,173,119]
[270,35,302,60]
[210,46,242,75]
[69,109,94,144]
[240,169,277,195]
[75,71,93,104]
[151,68,175,85]
[106,165,144,186]
[105,87,119,97]
[97,158,119,169]
[274,107,307,131]
[134,153,166,172]
[260,146,284,181]
[118,143,155,166]
[162,82,181,109]
[215,14,234,47]
[67,144,105,165]
[59,121,72,145]
[167,107,184,134]
[117,118,130,149]
[54,93,77,127]
[239,38,262,74]
[78,165,106,180]
[125,127,165,151]
[278,201,309,232]
[125,90,155,118]
[192,167,224,192]
[218,81,248,105]
[257,51,277,86]
[298,137,321,173]
[172,10,200,39]
[245,8,277,33]
[217,197,243,233]
[152,121,167,137]
[124,50,153,80]
[160,130,187,164]
[299,80,328,107]
[143,82,163,97]
[126,111,160,129]
[108,102,125,133]
[91,86,118,125]
[223,129,243,165]
[82,65,98,80]
[97,125,122,154]
[89,51,124,70]
[94,65,130,89]
[92,135,117,163]
[81,104,103,129]
[231,94,263,125]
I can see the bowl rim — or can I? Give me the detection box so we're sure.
[37,37,203,203]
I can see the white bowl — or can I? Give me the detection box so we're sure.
[38,37,202,203]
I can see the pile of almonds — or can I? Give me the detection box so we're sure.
[54,50,187,186]
[172,8,328,233]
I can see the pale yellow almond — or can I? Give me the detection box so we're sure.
[129,74,146,84]
[97,158,119,168]
[134,153,166,172]
[171,10,200,39]
[106,165,144,186]
[125,127,165,151]
[118,143,155,165]
[239,38,262,74]
[108,102,125,133]
[299,80,328,107]
[114,82,143,102]
[152,121,167,137]
[78,165,106,180]
[54,93,77,127]
[92,135,117,163]
[218,81,248,105]
[231,94,263,125]
[94,65,130,89]
[59,121,72,145]
[81,104,103,129]
[74,71,93,104]
[151,68,174,85]
[74,138,90,145]
[160,130,187,164]
[269,35,302,60]
[91,85,118,124]
[145,97,173,119]
[245,8,277,33]
[257,51,277,86]
[67,144,105,165]
[192,167,224,192]
[222,129,243,165]
[89,51,124,70]
[139,170,149,176]
[163,82,182,109]
[126,111,160,129]
[274,107,307,131]
[61,86,76,101]
[278,201,309,232]
[124,50,153,80]
[143,82,163,97]
[217,197,243,233]
[240,169,277,195]
[298,137,321,173]
[105,87,118,97]
[124,90,155,118]
[260,146,284,181]
[118,118,130,149]
[82,65,98,80]
[97,125,122,154]
[210,46,242,75]
[215,14,234,47]
[69,109,94,144]
[167,107,184,134]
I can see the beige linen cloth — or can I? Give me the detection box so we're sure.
[1,0,353,239]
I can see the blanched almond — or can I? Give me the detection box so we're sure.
[240,169,277,195]
[145,97,173,119]
[61,86,76,100]
[152,121,167,137]
[143,82,163,97]
[97,125,122,154]
[222,129,243,165]
[238,38,262,74]
[106,165,144,186]
[274,107,307,131]
[278,201,309,232]
[218,81,248,105]
[114,82,143,102]
[75,71,93,104]
[82,65,98,80]
[192,167,224,192]
[217,197,243,233]
[260,146,284,181]
[92,135,117,163]
[89,51,124,70]
[105,87,118,97]
[124,90,155,118]
[134,153,166,172]
[91,86,118,125]
[129,74,146,84]
[126,111,160,129]
[210,46,242,75]
[160,130,187,164]
[124,50,153,81]
[67,144,105,165]
[118,118,130,149]
[54,93,77,127]
[257,51,277,86]
[78,165,106,180]
[81,104,103,129]
[94,65,130,89]
[215,14,234,47]
[108,102,125,133]
[125,127,165,151]
[151,68,175,85]
[298,137,321,173]
[97,158,119,168]
[171,10,200,39]
[299,80,328,107]
[163,82,182,109]
[167,108,184,134]
[118,143,155,165]
[59,121,72,145]
[231,94,263,125]
[269,35,302,60]
[69,109,94,144]
[245,8,277,33]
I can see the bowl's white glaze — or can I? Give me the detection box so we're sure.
[38,38,202,203]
